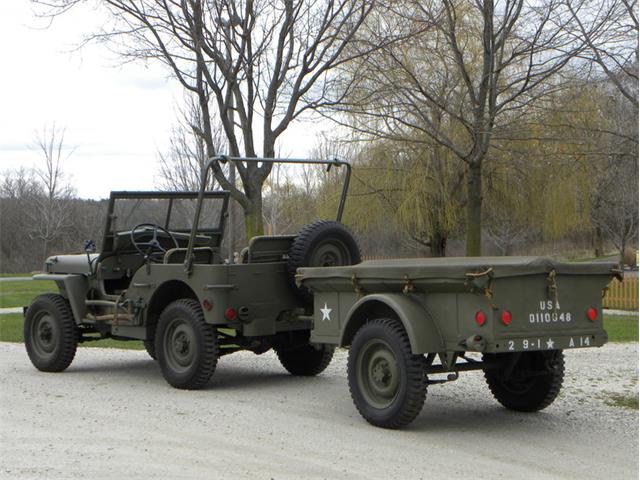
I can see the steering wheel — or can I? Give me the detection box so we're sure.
[130,223,179,262]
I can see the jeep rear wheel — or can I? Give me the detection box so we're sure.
[156,299,218,389]
[24,294,78,372]
[276,343,335,376]
[348,318,427,429]
[483,350,564,412]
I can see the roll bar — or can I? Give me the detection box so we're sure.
[185,156,352,272]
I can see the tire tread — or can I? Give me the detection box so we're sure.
[24,293,78,372]
[483,351,565,412]
[156,298,218,390]
[348,318,426,429]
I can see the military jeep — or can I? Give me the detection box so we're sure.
[24,156,619,429]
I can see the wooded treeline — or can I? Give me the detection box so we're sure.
[0,0,637,272]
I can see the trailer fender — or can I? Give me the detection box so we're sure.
[340,293,444,354]
[32,274,88,324]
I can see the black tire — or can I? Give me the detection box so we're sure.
[483,350,565,412]
[143,340,157,360]
[287,220,361,303]
[155,299,218,389]
[348,318,427,429]
[276,343,335,376]
[24,293,78,372]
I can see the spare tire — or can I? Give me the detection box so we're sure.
[288,220,361,303]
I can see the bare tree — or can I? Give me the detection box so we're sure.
[335,0,595,255]
[590,155,638,262]
[37,0,378,238]
[29,125,75,258]
[157,96,226,192]
[562,0,638,109]
[0,169,40,271]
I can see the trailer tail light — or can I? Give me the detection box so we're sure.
[587,308,598,321]
[501,310,512,326]
[475,311,486,326]
[225,308,237,321]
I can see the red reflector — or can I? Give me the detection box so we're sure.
[475,311,486,326]
[501,311,512,325]
[587,308,598,321]
[225,308,237,321]
[202,299,212,311]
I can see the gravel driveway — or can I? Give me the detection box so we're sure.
[1,342,637,479]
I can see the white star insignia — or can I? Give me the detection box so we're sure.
[320,303,332,321]
[546,338,555,349]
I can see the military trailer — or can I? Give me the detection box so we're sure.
[24,157,619,428]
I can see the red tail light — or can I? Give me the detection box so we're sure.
[225,308,237,321]
[475,311,486,326]
[587,308,598,321]
[501,310,512,325]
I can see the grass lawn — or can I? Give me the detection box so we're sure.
[603,315,639,342]
[0,313,143,350]
[0,273,34,278]
[0,279,57,308]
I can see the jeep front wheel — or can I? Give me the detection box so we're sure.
[347,318,427,429]
[24,294,78,372]
[155,299,218,389]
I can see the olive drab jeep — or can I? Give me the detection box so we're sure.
[24,156,619,429]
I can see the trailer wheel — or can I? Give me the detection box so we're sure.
[24,294,78,372]
[276,344,335,376]
[483,350,564,412]
[348,318,426,429]
[288,220,361,303]
[156,299,218,389]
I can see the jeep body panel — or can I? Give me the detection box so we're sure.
[125,261,302,337]
[33,273,88,323]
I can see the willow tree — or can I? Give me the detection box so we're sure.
[38,0,377,238]
[335,0,596,255]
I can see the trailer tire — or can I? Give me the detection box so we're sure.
[156,299,218,389]
[288,220,361,303]
[483,350,564,412]
[276,344,335,376]
[24,294,78,372]
[348,318,427,429]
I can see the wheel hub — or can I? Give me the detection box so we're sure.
[174,332,190,355]
[164,319,196,371]
[38,322,53,344]
[32,313,58,356]
[357,339,400,409]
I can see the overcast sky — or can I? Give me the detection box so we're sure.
[0,2,328,199]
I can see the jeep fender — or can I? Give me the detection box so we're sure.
[340,293,444,354]
[32,274,88,324]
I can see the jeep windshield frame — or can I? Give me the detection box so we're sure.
[184,156,352,272]
[102,190,230,255]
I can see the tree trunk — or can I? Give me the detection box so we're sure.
[429,231,447,257]
[594,226,604,257]
[465,162,483,256]
[244,196,264,240]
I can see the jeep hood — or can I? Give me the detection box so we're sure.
[44,254,99,275]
